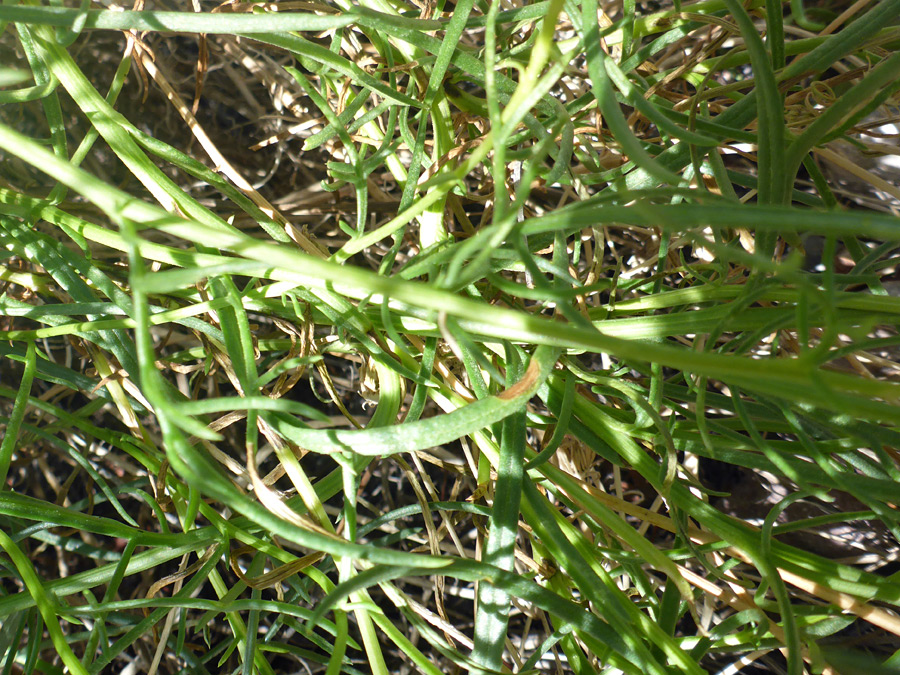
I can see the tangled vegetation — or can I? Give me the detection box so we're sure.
[1,0,900,672]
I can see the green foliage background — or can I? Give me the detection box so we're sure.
[1,0,900,672]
